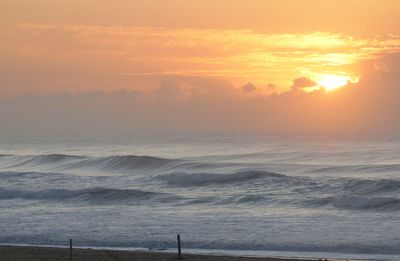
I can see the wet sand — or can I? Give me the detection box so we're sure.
[0,245,356,261]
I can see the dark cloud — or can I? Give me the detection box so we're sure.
[241,83,257,93]
[153,75,237,100]
[291,77,318,92]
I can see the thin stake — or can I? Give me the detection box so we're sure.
[69,238,72,261]
[177,234,181,260]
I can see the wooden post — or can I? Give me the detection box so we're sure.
[69,239,72,261]
[177,234,181,260]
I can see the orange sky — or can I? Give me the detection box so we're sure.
[1,0,400,136]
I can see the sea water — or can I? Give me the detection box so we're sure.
[0,134,399,260]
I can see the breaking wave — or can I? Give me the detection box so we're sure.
[86,155,180,171]
[0,154,183,172]
[343,178,400,194]
[156,170,286,186]
[309,194,400,211]
[2,153,400,212]
[0,187,176,204]
[331,195,400,211]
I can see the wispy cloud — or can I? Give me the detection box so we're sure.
[12,23,400,91]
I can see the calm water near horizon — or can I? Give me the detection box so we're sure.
[0,135,399,261]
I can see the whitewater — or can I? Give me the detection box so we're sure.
[0,135,399,260]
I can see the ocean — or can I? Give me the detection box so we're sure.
[0,134,399,260]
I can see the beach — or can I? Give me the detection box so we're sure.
[0,245,352,261]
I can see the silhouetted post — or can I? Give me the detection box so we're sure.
[177,234,181,259]
[69,239,72,261]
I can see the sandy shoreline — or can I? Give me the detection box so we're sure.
[0,245,359,261]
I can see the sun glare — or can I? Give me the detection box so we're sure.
[315,74,359,91]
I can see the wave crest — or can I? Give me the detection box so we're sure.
[0,187,175,204]
[344,178,400,194]
[309,194,400,211]
[157,170,286,187]
[0,154,180,172]
[92,155,178,171]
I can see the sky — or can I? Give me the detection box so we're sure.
[1,0,400,137]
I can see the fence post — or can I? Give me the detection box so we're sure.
[69,239,72,261]
[177,234,181,260]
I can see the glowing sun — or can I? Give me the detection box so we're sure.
[315,74,359,91]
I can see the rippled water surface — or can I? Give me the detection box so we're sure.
[0,135,399,260]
